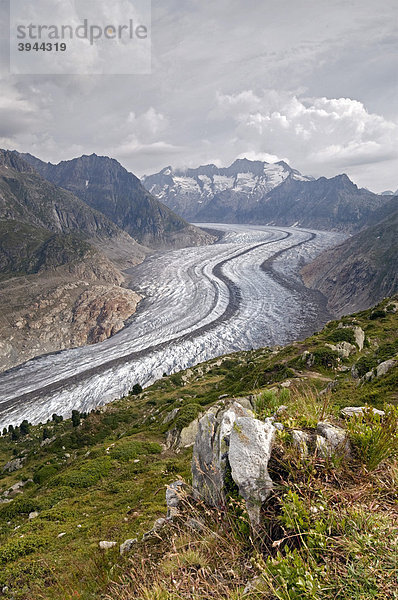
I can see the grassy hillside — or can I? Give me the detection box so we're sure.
[0,297,397,599]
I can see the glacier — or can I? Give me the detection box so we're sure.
[0,224,344,428]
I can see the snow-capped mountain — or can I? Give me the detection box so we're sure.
[143,158,390,231]
[143,158,312,221]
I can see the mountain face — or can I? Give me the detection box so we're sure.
[20,152,213,249]
[143,159,388,231]
[143,158,312,221]
[302,201,398,316]
[0,150,144,371]
[0,149,145,266]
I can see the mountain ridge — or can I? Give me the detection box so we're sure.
[143,158,389,231]
[18,151,214,249]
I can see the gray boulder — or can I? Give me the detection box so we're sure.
[376,359,397,378]
[291,430,311,457]
[2,457,25,473]
[166,480,185,518]
[162,407,180,425]
[229,417,275,527]
[316,422,350,458]
[341,406,385,418]
[119,538,137,556]
[192,401,252,506]
[353,327,365,351]
[192,413,224,505]
[142,517,167,540]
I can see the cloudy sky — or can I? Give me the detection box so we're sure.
[0,0,397,191]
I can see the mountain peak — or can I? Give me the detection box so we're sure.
[1,149,35,173]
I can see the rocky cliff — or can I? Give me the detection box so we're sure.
[302,205,398,316]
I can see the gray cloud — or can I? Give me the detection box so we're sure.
[0,0,397,191]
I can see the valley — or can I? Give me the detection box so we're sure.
[0,224,343,429]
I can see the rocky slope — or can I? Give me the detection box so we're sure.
[143,158,388,231]
[0,298,396,599]
[302,204,398,316]
[0,150,145,371]
[20,152,214,249]
[0,256,141,372]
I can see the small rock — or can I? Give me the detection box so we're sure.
[28,511,39,520]
[243,576,265,594]
[302,351,314,367]
[376,359,397,378]
[57,532,66,538]
[2,457,25,473]
[218,394,229,399]
[341,406,385,418]
[275,405,288,415]
[166,480,185,519]
[162,407,180,425]
[281,380,291,388]
[99,540,116,550]
[316,422,350,458]
[186,518,205,532]
[119,538,137,555]
[319,380,339,395]
[292,430,311,457]
[142,517,167,541]
[351,365,359,379]
[274,422,284,431]
[40,436,56,448]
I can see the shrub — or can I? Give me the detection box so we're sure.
[33,464,58,485]
[369,309,385,320]
[109,440,161,462]
[255,389,278,417]
[130,383,143,395]
[71,410,81,428]
[312,347,339,368]
[347,405,398,470]
[20,420,30,436]
[174,404,202,431]
[0,497,43,521]
[355,355,377,377]
[326,328,356,346]
[49,457,111,488]
[0,536,46,565]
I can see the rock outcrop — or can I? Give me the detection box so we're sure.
[229,417,275,526]
[192,400,275,526]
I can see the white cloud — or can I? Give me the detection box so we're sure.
[216,90,398,174]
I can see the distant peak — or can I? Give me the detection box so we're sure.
[276,160,291,170]
[160,165,173,175]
